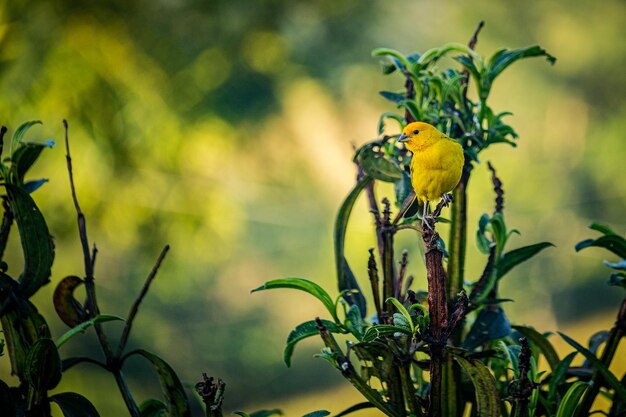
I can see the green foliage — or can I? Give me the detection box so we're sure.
[283,320,344,367]
[255,29,624,417]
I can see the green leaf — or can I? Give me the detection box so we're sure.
[53,275,87,327]
[23,178,48,193]
[10,120,42,157]
[379,91,406,105]
[377,112,405,135]
[24,338,62,390]
[476,214,493,255]
[302,411,329,417]
[126,349,192,417]
[50,392,100,417]
[252,278,338,322]
[463,306,511,351]
[453,355,501,417]
[548,351,577,402]
[575,234,626,259]
[393,172,412,209]
[334,176,372,316]
[344,304,365,340]
[559,332,626,402]
[11,140,54,183]
[487,45,555,81]
[249,410,283,417]
[608,272,626,288]
[555,381,589,417]
[356,143,403,182]
[362,324,412,342]
[140,399,168,417]
[334,402,374,417]
[386,297,414,334]
[56,314,125,348]
[512,325,560,371]
[5,184,54,298]
[497,242,554,279]
[371,48,410,70]
[589,223,617,235]
[283,320,343,367]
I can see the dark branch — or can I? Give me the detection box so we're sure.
[117,245,170,357]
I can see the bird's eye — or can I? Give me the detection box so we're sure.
[413,129,420,134]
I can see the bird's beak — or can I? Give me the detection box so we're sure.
[398,133,409,142]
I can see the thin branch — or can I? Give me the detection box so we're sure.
[116,245,170,357]
[367,248,384,322]
[64,120,94,282]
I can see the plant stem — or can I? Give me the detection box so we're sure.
[575,296,626,417]
[447,162,471,302]
[117,245,170,357]
[315,318,402,417]
[113,369,141,417]
[400,360,422,416]
[63,120,139,417]
[422,201,450,417]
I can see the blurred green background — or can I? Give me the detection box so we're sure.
[0,0,624,415]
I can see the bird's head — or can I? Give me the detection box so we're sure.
[397,122,440,151]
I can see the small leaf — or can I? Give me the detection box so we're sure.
[302,411,330,417]
[283,320,343,367]
[608,272,626,288]
[497,242,554,279]
[252,278,338,322]
[371,48,410,70]
[394,172,413,209]
[463,306,511,351]
[53,275,87,327]
[555,381,589,417]
[377,112,405,135]
[23,178,48,193]
[575,234,626,259]
[56,314,125,348]
[559,332,626,402]
[10,120,42,157]
[357,143,403,182]
[386,297,415,334]
[140,399,168,417]
[24,338,62,390]
[50,392,100,417]
[334,402,374,417]
[453,355,501,417]
[12,140,54,183]
[548,351,577,402]
[362,325,411,342]
[249,410,283,417]
[604,260,626,270]
[589,223,617,235]
[379,91,406,105]
[334,176,372,316]
[5,184,54,298]
[512,325,560,371]
[344,304,365,340]
[61,357,108,372]
[125,349,192,417]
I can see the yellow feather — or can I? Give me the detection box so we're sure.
[399,122,464,204]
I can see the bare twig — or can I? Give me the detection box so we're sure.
[117,245,170,357]
[63,120,139,417]
[395,250,409,299]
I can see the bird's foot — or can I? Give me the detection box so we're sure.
[421,215,434,231]
[441,193,454,206]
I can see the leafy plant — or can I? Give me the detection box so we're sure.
[0,122,194,417]
[254,23,625,417]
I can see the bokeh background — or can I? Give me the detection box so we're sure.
[1,0,625,415]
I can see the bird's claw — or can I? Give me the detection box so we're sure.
[441,193,454,206]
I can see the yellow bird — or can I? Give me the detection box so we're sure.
[398,121,464,224]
